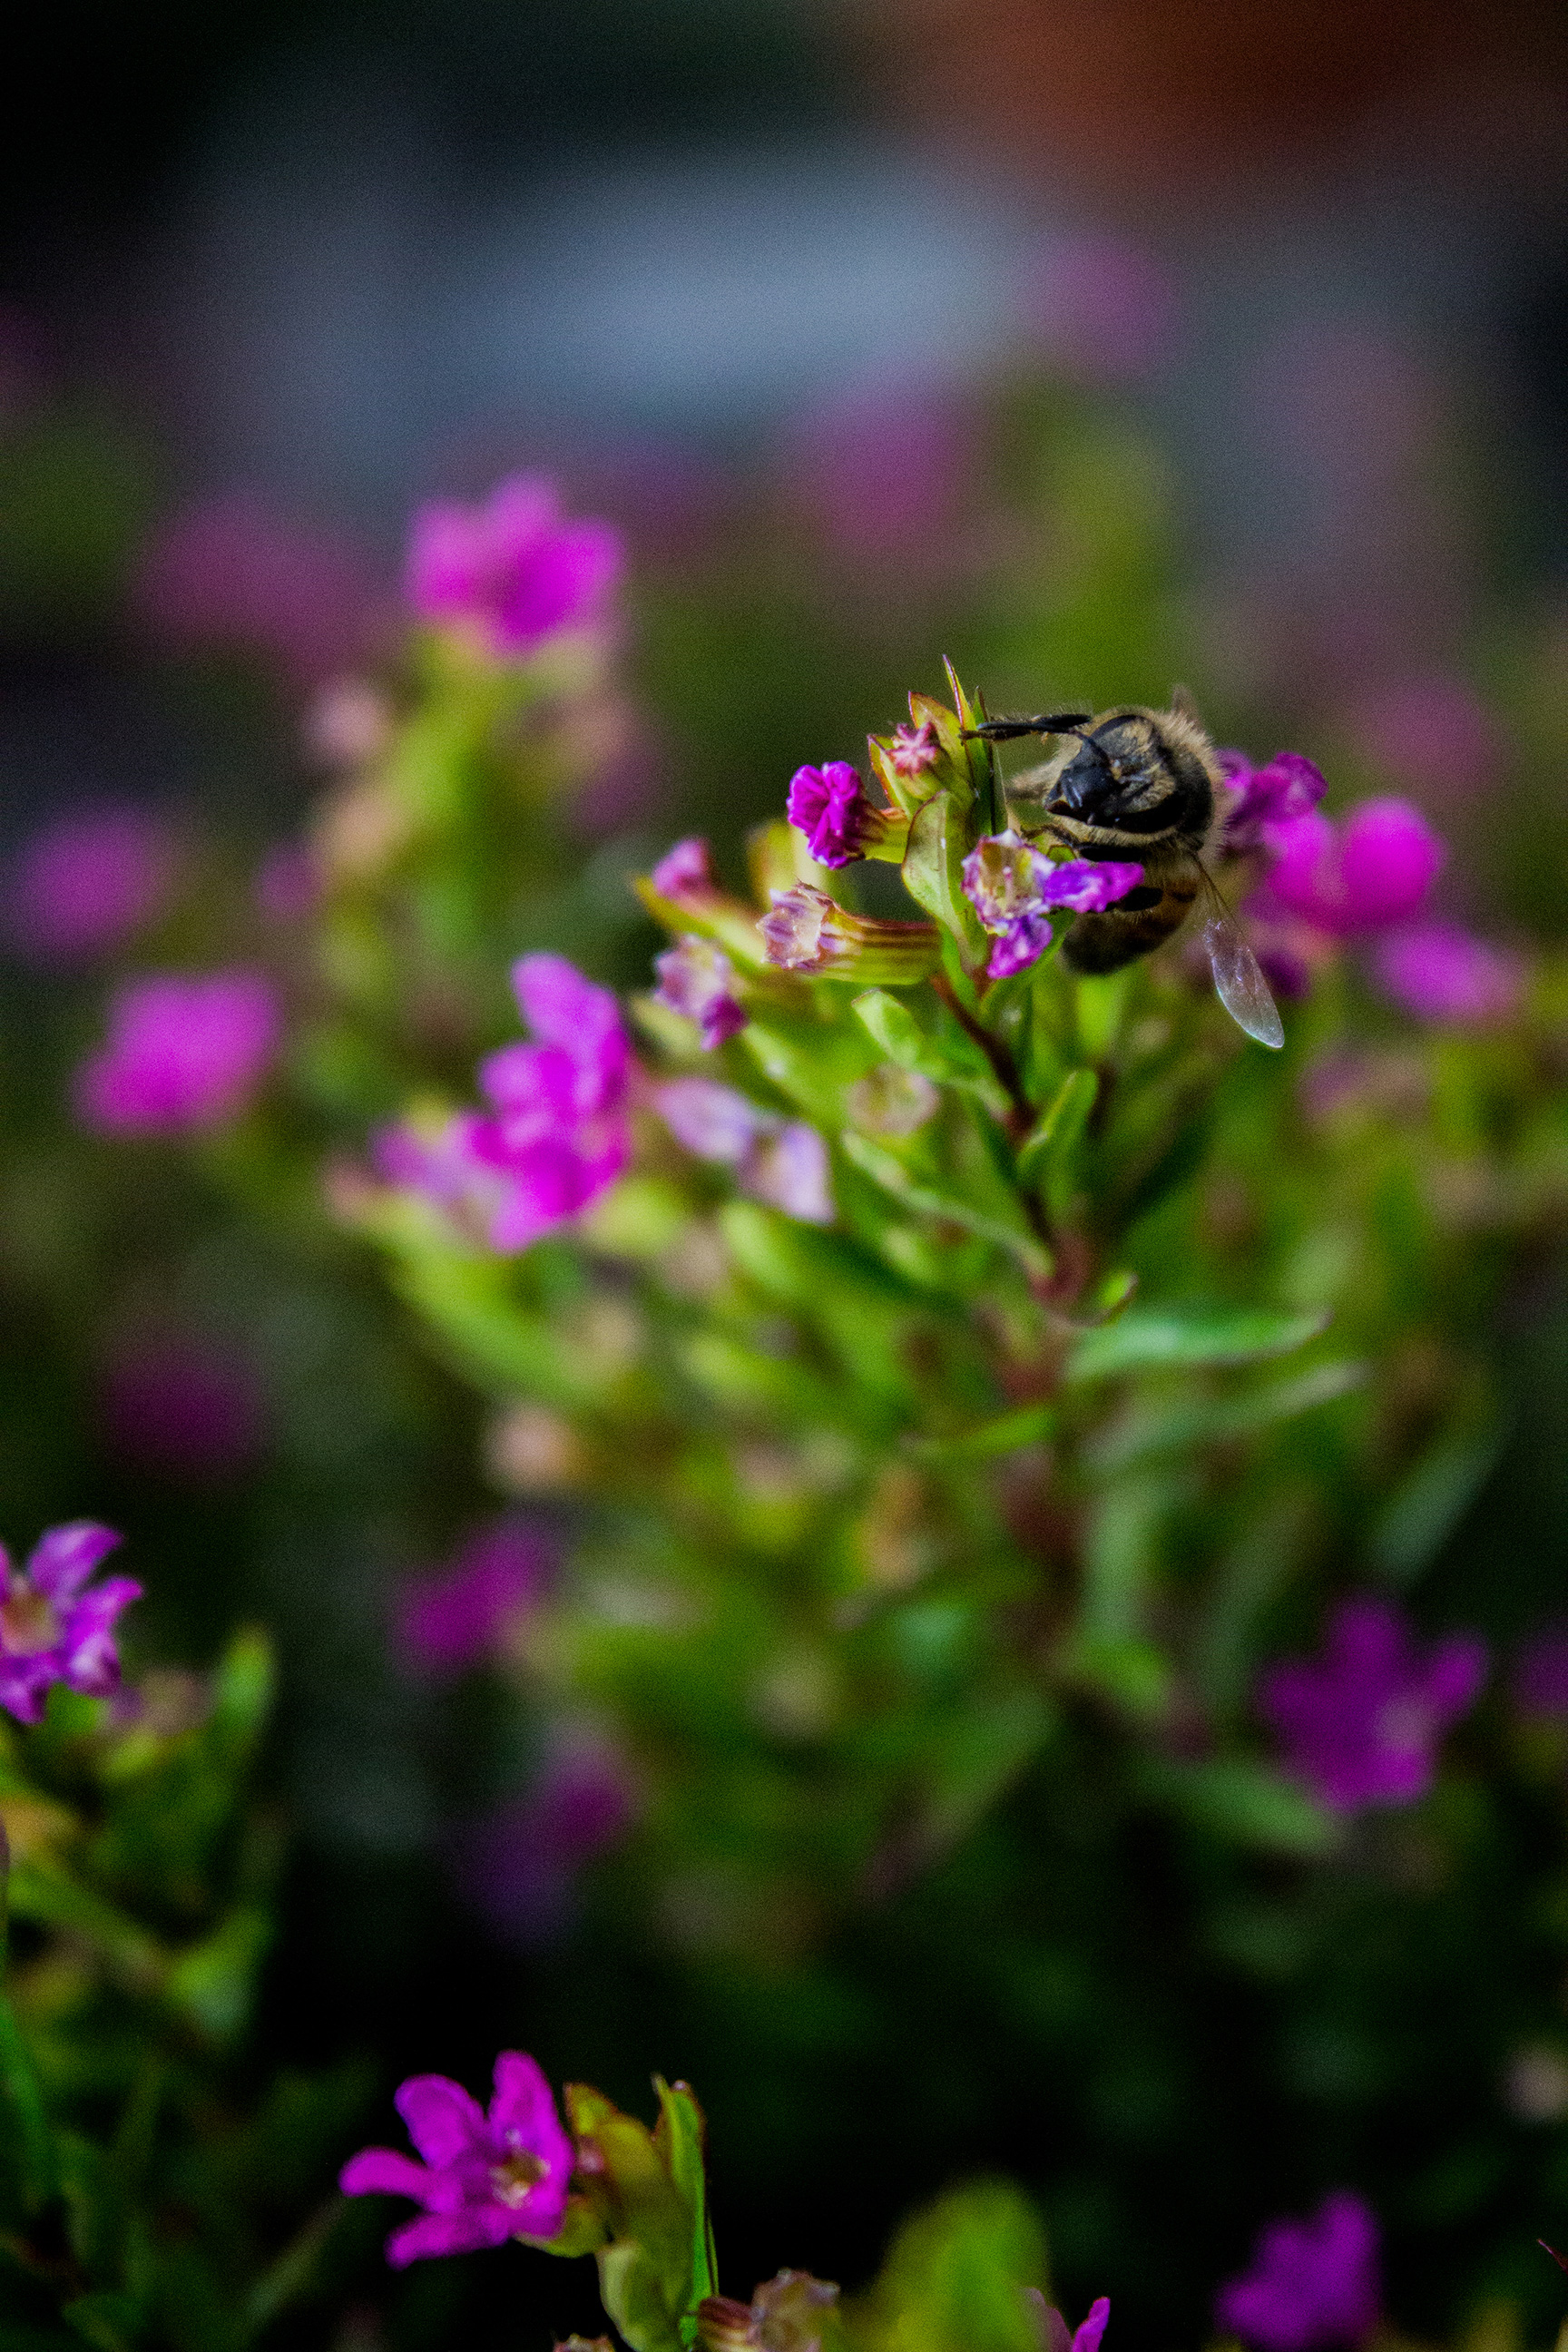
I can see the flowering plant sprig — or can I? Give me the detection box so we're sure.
[342,2047,1102,2352]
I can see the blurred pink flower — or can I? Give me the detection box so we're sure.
[1259,799,1444,938]
[1022,233,1176,382]
[656,1078,832,1223]
[379,956,630,1252]
[407,475,622,655]
[101,1332,265,1481]
[1218,750,1328,854]
[75,970,281,1133]
[397,1519,553,1679]
[653,936,746,1051]
[1373,921,1521,1026]
[782,389,972,559]
[458,1736,638,1945]
[1258,1593,1485,1814]
[1216,2192,1379,2352]
[6,805,175,963]
[136,495,377,686]
[1348,675,1502,799]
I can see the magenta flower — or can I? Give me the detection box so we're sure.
[1215,2192,1379,2352]
[1258,1594,1486,1814]
[135,494,376,686]
[0,1522,142,1726]
[407,475,622,657]
[1218,750,1328,854]
[657,1079,832,1223]
[397,1520,553,1679]
[1372,922,1520,1026]
[786,762,893,869]
[1260,799,1444,937]
[962,833,1143,978]
[6,806,175,964]
[75,970,281,1134]
[340,2051,573,2266]
[458,1738,638,1945]
[653,936,747,1051]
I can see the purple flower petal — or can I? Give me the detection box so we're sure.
[742,1123,833,1224]
[1073,2299,1112,2352]
[74,971,280,1134]
[651,838,716,899]
[1258,1595,1485,1814]
[987,915,1054,979]
[386,2207,514,2269]
[395,2074,489,2170]
[406,476,621,655]
[657,1078,765,1164]
[1265,799,1444,937]
[61,1578,143,1697]
[1035,858,1143,912]
[340,2147,436,2201]
[26,1521,122,1604]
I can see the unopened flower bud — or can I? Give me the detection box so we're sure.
[760,887,938,985]
[698,2299,758,2352]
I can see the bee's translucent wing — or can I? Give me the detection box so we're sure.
[1203,910,1284,1049]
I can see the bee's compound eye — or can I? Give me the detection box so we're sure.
[1053,742,1120,818]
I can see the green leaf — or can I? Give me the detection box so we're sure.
[838,1132,1049,1279]
[1064,1302,1329,1384]
[1015,1071,1097,1200]
[1084,1359,1368,1474]
[1368,1403,1507,1585]
[1145,1757,1336,1857]
[853,2181,1045,2352]
[0,1991,57,2214]
[654,2078,717,2340]
[908,1403,1055,1462]
[853,992,1009,1120]
[901,796,986,967]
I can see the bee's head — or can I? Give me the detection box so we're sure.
[1048,725,1133,823]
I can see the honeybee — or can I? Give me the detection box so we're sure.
[963,689,1284,1049]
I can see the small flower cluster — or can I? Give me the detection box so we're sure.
[380,957,631,1253]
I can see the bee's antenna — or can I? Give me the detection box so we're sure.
[961,710,1093,745]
